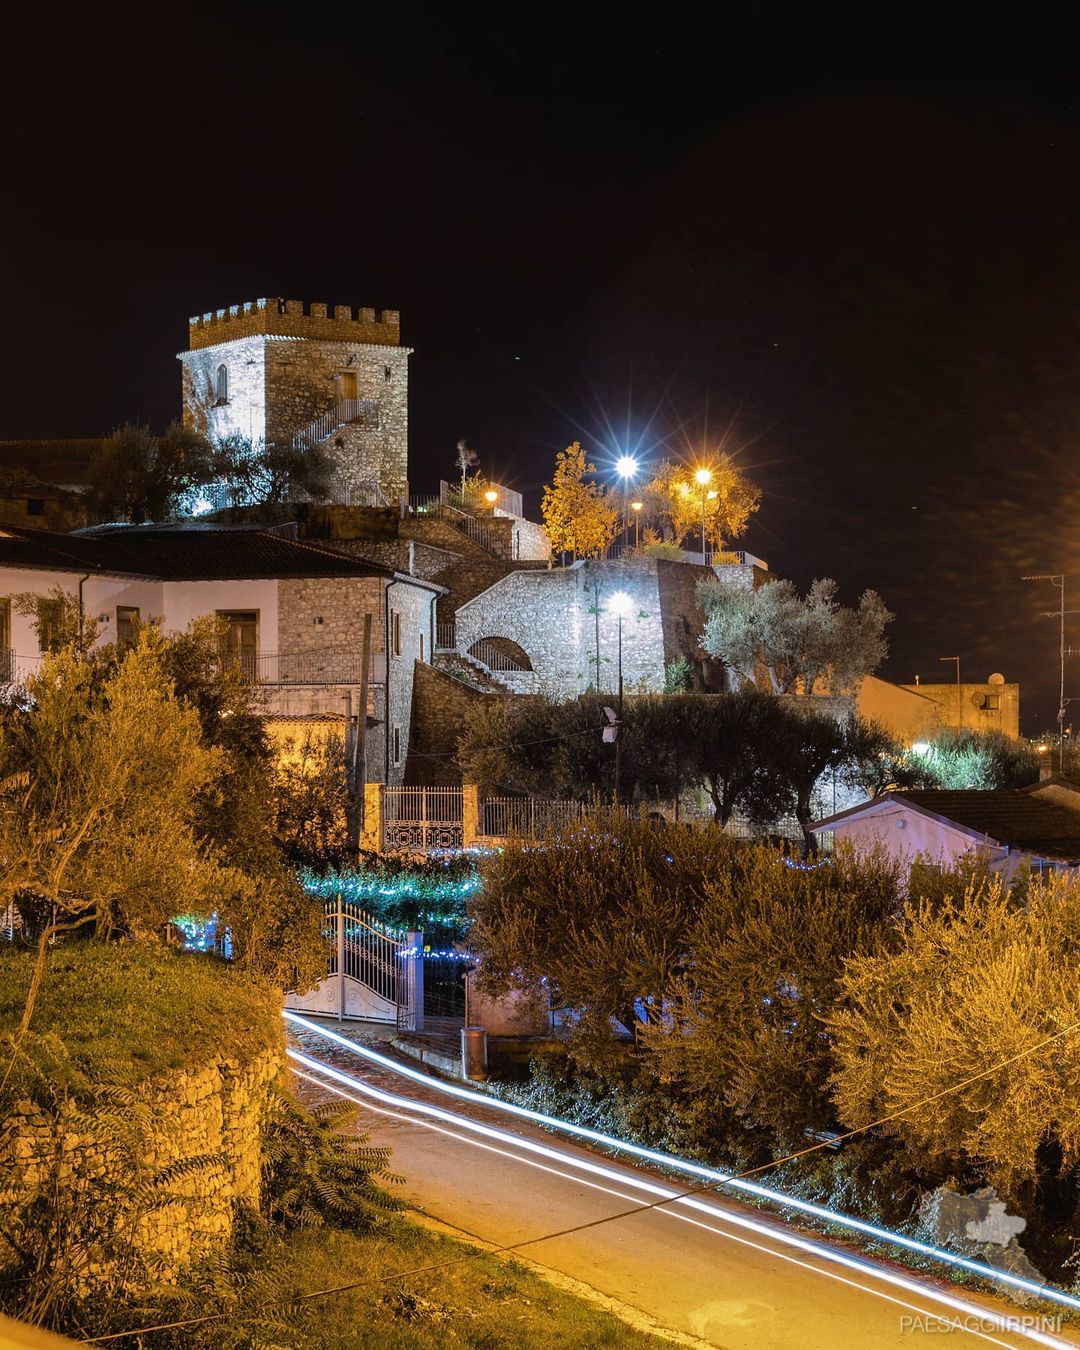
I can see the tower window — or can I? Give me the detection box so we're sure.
[384,366,392,381]
[215,364,229,405]
[25,498,45,516]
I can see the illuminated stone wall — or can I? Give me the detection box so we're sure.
[0,1045,283,1292]
[452,558,735,698]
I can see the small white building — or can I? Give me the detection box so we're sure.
[812,781,1080,879]
[0,523,443,785]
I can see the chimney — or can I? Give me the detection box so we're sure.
[1039,745,1055,781]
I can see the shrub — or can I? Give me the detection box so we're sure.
[260,1081,401,1231]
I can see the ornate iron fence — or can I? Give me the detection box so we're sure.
[382,786,464,850]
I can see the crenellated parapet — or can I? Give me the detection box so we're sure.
[188,298,401,350]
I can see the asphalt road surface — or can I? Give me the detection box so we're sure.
[287,1017,1079,1350]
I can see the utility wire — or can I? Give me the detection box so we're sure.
[83,1014,1080,1343]
[406,723,604,762]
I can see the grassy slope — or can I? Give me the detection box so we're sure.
[269,1224,674,1350]
[0,942,282,1099]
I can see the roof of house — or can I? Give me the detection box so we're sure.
[813,788,1080,861]
[0,524,402,582]
[0,440,100,487]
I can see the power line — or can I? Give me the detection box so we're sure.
[406,723,604,762]
[83,1013,1080,1343]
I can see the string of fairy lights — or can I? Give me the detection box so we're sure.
[174,850,828,954]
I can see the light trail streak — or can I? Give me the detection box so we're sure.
[283,1010,1080,1315]
[288,1046,1075,1349]
[291,1065,1031,1349]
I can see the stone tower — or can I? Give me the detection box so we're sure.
[179,298,410,504]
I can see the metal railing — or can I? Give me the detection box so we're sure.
[0,650,42,685]
[466,640,531,673]
[221,647,386,685]
[322,476,394,508]
[435,623,456,651]
[1,648,386,689]
[595,545,768,569]
[405,499,513,558]
[479,796,585,838]
[293,397,380,452]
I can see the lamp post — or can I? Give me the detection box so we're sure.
[631,500,642,549]
[694,467,712,561]
[608,591,632,804]
[483,488,498,515]
[616,456,638,552]
[939,656,960,728]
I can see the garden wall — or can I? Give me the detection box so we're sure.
[0,1045,283,1288]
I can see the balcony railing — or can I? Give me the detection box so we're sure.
[435,623,456,651]
[222,648,387,686]
[1,648,388,690]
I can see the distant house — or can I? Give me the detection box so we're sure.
[899,673,1020,739]
[812,778,1080,878]
[0,524,443,785]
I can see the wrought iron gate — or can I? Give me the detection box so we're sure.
[382,786,464,851]
[285,899,422,1028]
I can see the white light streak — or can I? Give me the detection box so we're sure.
[283,1011,1080,1317]
[288,1048,1073,1349]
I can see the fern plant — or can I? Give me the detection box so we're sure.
[260,1080,402,1232]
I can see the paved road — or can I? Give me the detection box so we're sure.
[288,1018,1078,1350]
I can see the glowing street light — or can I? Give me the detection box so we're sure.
[630,500,643,548]
[615,456,639,550]
[483,489,498,502]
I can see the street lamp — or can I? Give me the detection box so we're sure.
[939,656,960,729]
[694,467,712,561]
[608,591,633,802]
[616,456,638,551]
[630,500,643,549]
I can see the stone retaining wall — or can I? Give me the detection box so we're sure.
[0,1045,284,1291]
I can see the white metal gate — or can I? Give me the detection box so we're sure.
[383,786,464,851]
[285,899,422,1028]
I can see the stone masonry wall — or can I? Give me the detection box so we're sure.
[405,661,503,785]
[188,297,400,349]
[386,581,438,784]
[278,575,385,666]
[263,340,409,498]
[181,335,267,442]
[454,559,669,698]
[0,1046,283,1292]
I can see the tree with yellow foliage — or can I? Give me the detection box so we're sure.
[540,442,619,559]
[640,456,759,549]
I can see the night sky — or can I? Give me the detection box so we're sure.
[3,6,1079,732]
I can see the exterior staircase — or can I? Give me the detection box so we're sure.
[432,650,511,694]
[292,397,380,453]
